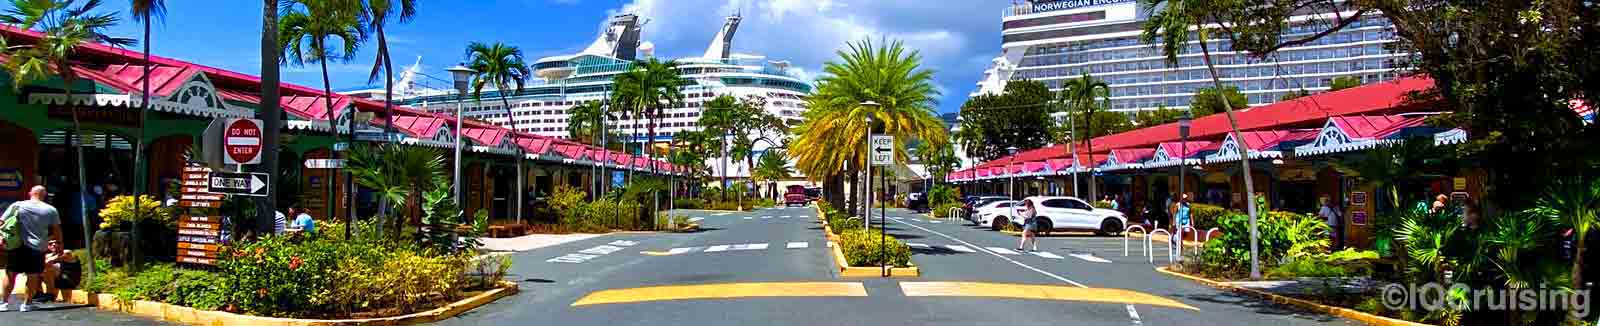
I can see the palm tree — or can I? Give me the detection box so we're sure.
[700,95,739,201]
[464,41,530,220]
[280,0,364,235]
[613,58,683,178]
[358,0,414,143]
[125,0,163,273]
[1141,0,1263,279]
[568,100,605,142]
[1060,73,1109,200]
[346,143,443,237]
[2,0,135,282]
[753,148,792,200]
[790,39,948,215]
[1540,177,1600,295]
[259,0,283,242]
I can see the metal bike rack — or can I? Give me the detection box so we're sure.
[1175,226,1198,262]
[1124,225,1147,257]
[947,207,964,222]
[1147,229,1173,264]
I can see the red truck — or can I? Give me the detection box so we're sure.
[784,185,809,207]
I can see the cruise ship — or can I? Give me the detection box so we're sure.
[343,13,813,178]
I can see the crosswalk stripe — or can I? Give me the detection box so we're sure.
[743,217,753,220]
[731,243,769,250]
[946,245,976,253]
[1031,251,1065,259]
[986,247,1022,255]
[1070,253,1112,263]
[930,220,943,224]
[713,213,731,216]
[906,243,932,249]
[761,216,772,219]
[667,247,696,255]
[798,215,809,218]
[786,242,809,249]
[705,245,731,252]
[688,217,704,223]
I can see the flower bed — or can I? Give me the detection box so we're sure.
[815,202,918,277]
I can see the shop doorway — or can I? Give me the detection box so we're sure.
[37,129,136,249]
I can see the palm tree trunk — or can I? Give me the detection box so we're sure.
[131,17,151,272]
[61,66,94,282]
[1086,105,1097,201]
[315,40,346,240]
[377,27,396,234]
[500,94,521,225]
[1197,35,1261,279]
[259,0,283,241]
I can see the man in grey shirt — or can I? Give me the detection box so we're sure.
[2,186,63,312]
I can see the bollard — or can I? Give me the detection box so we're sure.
[947,207,964,222]
[1147,229,1172,264]
[1124,225,1147,257]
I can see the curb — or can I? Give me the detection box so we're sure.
[815,205,919,278]
[1154,267,1432,326]
[67,281,519,326]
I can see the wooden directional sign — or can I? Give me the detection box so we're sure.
[208,172,269,197]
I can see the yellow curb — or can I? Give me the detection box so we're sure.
[1154,267,1433,326]
[570,282,867,306]
[899,281,1198,311]
[67,281,518,326]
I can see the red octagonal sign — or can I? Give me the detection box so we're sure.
[224,118,263,165]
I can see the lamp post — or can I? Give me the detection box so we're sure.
[1176,111,1192,261]
[1007,146,1019,199]
[860,101,879,231]
[448,64,475,205]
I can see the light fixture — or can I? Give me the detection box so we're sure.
[1271,159,1285,165]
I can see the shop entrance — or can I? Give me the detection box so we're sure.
[37,129,136,248]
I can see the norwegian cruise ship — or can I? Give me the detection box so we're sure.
[343,13,812,178]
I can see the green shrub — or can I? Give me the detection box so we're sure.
[1187,203,1232,230]
[673,198,704,209]
[708,200,741,211]
[1092,200,1114,209]
[933,202,964,218]
[837,229,912,268]
[755,198,778,208]
[927,185,960,207]
[825,208,860,234]
[216,236,474,318]
[1189,211,1330,278]
[1266,259,1351,278]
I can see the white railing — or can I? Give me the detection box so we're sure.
[1147,229,1174,264]
[947,207,964,222]
[1124,225,1147,257]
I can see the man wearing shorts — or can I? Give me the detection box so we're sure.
[2,186,63,312]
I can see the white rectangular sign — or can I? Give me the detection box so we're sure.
[870,135,894,166]
[303,159,347,169]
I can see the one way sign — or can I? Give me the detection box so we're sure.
[208,172,269,197]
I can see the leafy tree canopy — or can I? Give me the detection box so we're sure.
[956,79,1054,161]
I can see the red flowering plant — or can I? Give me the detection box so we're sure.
[216,236,344,317]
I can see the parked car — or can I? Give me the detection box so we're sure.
[962,196,1011,223]
[907,192,927,213]
[1007,196,1128,236]
[972,200,1020,231]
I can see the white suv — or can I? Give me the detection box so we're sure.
[972,200,1019,230]
[1009,196,1128,236]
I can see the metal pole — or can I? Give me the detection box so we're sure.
[881,169,887,277]
[454,91,464,205]
[1068,112,1079,197]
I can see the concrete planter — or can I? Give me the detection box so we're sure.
[65,281,519,326]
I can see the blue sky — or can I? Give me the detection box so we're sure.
[83,0,1012,114]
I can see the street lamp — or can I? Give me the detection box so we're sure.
[448,64,475,205]
[1176,111,1192,261]
[860,101,879,229]
[1007,146,1019,200]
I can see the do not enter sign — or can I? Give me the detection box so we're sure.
[224,118,263,165]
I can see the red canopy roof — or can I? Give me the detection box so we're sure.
[461,127,509,147]
[1023,161,1049,173]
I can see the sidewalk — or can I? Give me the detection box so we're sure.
[479,233,605,252]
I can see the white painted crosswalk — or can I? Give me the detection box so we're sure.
[786,242,809,249]
[1069,253,1112,263]
[946,245,977,253]
[986,247,1021,255]
[1031,251,1065,259]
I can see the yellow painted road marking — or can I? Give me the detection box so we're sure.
[899,282,1198,311]
[640,251,674,256]
[572,282,868,306]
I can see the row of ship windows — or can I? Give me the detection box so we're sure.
[1020,57,1400,88]
[1098,73,1398,111]
[1018,30,1396,69]
[1021,17,1393,56]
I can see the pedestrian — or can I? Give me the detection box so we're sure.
[1016,199,1039,252]
[1,186,63,312]
[274,208,289,235]
[1110,194,1121,211]
[1173,193,1191,246]
[38,239,79,303]
[1318,197,1341,248]
[289,205,316,235]
[1431,194,1448,214]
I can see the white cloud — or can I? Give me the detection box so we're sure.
[606,0,1008,112]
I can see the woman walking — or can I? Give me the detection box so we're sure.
[1017,199,1039,252]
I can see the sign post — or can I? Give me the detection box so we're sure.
[870,135,893,277]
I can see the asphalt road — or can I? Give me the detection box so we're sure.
[440,206,1359,326]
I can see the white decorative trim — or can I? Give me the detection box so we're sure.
[1293,119,1396,157]
[1204,133,1282,164]
[1434,129,1468,146]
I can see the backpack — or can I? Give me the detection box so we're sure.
[1,203,21,250]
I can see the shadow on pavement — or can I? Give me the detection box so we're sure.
[1174,291,1344,323]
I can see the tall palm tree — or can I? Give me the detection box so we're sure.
[358,0,414,143]
[1140,0,1261,279]
[699,95,739,201]
[1060,73,1109,200]
[280,0,364,233]
[567,100,605,142]
[259,0,283,243]
[127,0,163,273]
[464,41,530,220]
[753,148,792,200]
[612,58,682,178]
[790,39,948,214]
[3,0,135,282]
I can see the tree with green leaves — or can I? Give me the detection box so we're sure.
[699,95,739,201]
[1060,73,1110,200]
[753,148,792,200]
[345,143,443,237]
[2,0,135,287]
[358,0,414,143]
[790,39,947,215]
[956,79,1054,161]
[1190,86,1243,118]
[1329,76,1361,91]
[1139,0,1264,279]
[613,58,683,177]
[1133,105,1189,127]
[280,0,364,236]
[464,41,531,221]
[568,100,606,143]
